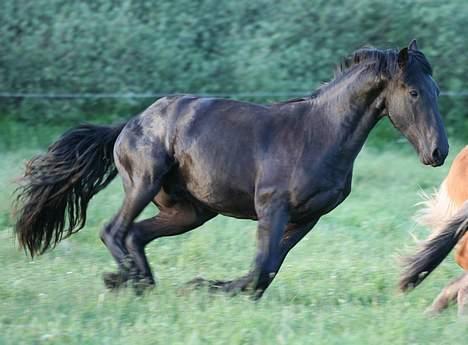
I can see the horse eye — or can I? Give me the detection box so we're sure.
[409,90,418,98]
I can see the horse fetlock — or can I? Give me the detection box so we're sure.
[132,276,156,296]
[121,254,136,271]
[210,279,247,295]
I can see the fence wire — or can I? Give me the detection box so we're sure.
[0,90,468,99]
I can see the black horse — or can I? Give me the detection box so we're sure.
[15,40,448,298]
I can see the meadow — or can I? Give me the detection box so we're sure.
[0,121,466,345]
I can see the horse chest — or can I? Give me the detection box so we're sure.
[291,174,352,221]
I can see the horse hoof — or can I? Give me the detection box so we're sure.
[186,277,227,292]
[133,277,156,296]
[424,306,441,317]
[250,288,265,301]
[186,277,246,296]
[102,271,127,290]
[186,277,210,289]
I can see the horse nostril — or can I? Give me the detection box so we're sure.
[432,148,442,162]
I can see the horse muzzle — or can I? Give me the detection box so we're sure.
[422,146,448,167]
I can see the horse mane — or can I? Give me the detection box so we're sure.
[274,46,433,105]
[337,48,398,78]
[337,47,433,78]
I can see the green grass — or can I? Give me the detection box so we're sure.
[0,122,466,345]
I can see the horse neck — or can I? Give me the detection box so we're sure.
[312,66,386,165]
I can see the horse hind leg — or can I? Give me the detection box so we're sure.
[456,272,468,316]
[425,273,467,315]
[100,135,172,290]
[100,180,161,290]
[124,196,216,294]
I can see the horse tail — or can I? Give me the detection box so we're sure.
[414,180,458,232]
[400,202,468,291]
[14,122,127,257]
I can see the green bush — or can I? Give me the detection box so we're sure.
[0,0,466,137]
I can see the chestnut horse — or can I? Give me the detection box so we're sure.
[400,147,468,315]
[15,40,448,298]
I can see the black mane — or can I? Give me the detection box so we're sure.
[338,47,433,78]
[275,46,433,105]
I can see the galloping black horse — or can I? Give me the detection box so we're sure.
[15,40,448,298]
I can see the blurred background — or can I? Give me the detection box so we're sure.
[0,0,466,139]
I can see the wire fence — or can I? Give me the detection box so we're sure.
[1,90,468,100]
[0,91,305,100]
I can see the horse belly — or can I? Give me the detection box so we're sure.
[290,171,352,222]
[173,153,258,219]
[192,188,257,219]
[186,179,257,219]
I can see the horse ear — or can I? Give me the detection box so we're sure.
[398,47,409,69]
[408,39,418,51]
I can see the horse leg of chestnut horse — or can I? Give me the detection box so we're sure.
[125,199,216,293]
[425,273,467,315]
[456,272,468,316]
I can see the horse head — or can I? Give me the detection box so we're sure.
[384,39,449,167]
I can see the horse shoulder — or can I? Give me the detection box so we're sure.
[446,146,468,208]
[455,233,468,270]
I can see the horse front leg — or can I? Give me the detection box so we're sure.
[200,196,322,298]
[191,215,319,299]
[249,217,319,299]
[190,200,289,298]
[248,202,290,298]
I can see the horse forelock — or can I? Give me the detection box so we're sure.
[407,50,433,75]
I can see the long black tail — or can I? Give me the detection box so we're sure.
[400,202,468,291]
[14,122,127,257]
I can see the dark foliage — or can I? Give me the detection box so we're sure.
[0,0,466,136]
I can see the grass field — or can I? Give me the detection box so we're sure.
[0,122,466,345]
